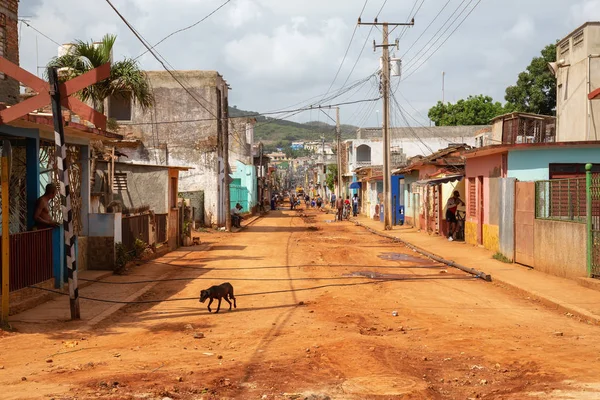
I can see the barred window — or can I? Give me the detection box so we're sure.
[468,178,476,218]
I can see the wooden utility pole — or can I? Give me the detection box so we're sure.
[1,144,10,327]
[358,17,414,230]
[48,67,80,319]
[335,107,342,199]
[223,93,231,231]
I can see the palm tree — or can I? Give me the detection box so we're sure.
[47,34,154,114]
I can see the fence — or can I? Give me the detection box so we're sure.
[0,229,53,292]
[588,171,600,277]
[230,184,249,212]
[122,214,150,252]
[535,178,586,222]
[155,213,168,243]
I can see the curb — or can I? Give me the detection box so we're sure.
[352,219,600,325]
[352,219,491,281]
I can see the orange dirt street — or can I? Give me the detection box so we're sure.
[1,209,600,399]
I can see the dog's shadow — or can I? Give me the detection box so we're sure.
[199,303,302,315]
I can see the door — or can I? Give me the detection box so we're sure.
[515,181,535,267]
[433,185,440,233]
[391,175,405,225]
[477,176,484,245]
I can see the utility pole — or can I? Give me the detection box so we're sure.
[48,67,80,319]
[1,142,10,327]
[358,17,414,231]
[335,107,342,199]
[223,94,231,231]
[442,71,445,104]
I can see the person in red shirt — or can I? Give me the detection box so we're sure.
[446,191,465,241]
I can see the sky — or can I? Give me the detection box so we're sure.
[17,0,600,129]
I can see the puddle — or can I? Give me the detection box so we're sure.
[342,375,425,396]
[379,252,429,264]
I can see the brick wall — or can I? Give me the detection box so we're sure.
[0,0,19,104]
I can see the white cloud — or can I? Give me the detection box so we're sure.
[228,0,262,28]
[17,0,597,128]
[505,16,535,40]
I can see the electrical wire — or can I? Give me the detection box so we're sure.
[319,0,370,102]
[135,0,232,60]
[402,0,483,81]
[400,0,453,59]
[19,19,65,47]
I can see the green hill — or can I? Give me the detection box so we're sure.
[229,106,358,147]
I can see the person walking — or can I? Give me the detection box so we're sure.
[335,195,344,221]
[352,193,359,217]
[330,193,336,209]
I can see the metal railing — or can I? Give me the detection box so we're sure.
[0,228,53,292]
[155,213,168,244]
[535,178,586,223]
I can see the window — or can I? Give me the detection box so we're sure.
[468,178,476,218]
[406,183,411,207]
[573,30,584,47]
[560,39,570,55]
[113,173,127,191]
[549,163,600,179]
[108,94,132,121]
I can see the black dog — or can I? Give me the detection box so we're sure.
[199,282,237,313]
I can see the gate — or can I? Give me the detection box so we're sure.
[122,214,150,252]
[515,181,535,267]
[155,213,168,244]
[0,229,54,291]
[588,171,600,277]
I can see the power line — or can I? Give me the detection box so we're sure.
[104,0,220,120]
[402,0,482,81]
[122,97,382,126]
[401,0,452,58]
[402,0,472,72]
[134,0,232,60]
[19,19,64,47]
[319,0,370,102]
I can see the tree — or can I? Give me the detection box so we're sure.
[47,34,154,114]
[428,95,506,126]
[505,43,556,116]
[325,164,338,192]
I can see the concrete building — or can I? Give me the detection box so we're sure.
[556,21,600,141]
[0,0,19,105]
[117,71,230,226]
[356,126,486,158]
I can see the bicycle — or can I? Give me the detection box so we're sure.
[455,210,466,241]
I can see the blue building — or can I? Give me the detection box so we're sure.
[0,112,121,303]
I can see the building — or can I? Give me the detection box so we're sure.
[0,0,19,105]
[117,71,230,226]
[229,117,258,213]
[356,125,487,158]
[555,22,600,141]
[91,160,190,251]
[395,145,470,236]
[488,112,556,145]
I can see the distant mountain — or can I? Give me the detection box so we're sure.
[229,106,358,145]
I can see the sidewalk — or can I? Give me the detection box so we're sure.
[353,215,600,325]
[9,242,212,329]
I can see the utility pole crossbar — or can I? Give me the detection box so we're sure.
[358,17,414,231]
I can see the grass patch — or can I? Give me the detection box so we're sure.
[493,252,512,263]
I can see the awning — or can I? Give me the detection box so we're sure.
[349,182,362,189]
[415,175,463,186]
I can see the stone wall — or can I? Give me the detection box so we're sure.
[0,0,19,105]
[88,236,115,270]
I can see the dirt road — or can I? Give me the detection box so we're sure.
[2,209,600,399]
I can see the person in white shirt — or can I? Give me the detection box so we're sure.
[231,203,243,228]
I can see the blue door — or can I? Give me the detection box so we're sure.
[391,175,405,225]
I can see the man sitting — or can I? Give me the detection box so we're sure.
[231,203,244,228]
